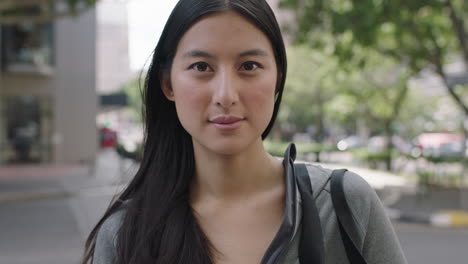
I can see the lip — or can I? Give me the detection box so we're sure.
[209,115,244,131]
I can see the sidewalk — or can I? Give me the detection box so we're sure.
[0,149,134,204]
[1,150,467,227]
[390,187,468,227]
[0,149,135,264]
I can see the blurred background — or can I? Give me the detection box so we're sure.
[0,0,467,263]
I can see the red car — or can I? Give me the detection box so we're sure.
[99,127,118,148]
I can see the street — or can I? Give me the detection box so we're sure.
[396,223,468,264]
[0,187,115,264]
[1,190,467,264]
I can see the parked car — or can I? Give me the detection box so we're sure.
[99,127,118,148]
[437,140,468,158]
[412,133,466,158]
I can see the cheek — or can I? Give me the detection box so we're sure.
[244,77,277,116]
[172,75,210,118]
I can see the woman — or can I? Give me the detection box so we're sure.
[83,0,407,263]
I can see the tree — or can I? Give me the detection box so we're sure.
[280,0,468,172]
[280,0,466,111]
[279,45,341,161]
[281,46,338,130]
[345,52,410,170]
[282,46,413,168]
[120,76,144,123]
[0,0,99,24]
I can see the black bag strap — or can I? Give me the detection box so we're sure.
[294,163,325,264]
[330,169,368,264]
[295,163,368,264]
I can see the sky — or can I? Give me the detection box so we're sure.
[127,0,178,71]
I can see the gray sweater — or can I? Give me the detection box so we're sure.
[93,163,407,264]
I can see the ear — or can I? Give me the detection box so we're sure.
[161,78,175,101]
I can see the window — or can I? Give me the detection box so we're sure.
[0,96,53,164]
[1,21,54,74]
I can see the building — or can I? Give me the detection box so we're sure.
[0,8,98,165]
[95,0,133,132]
[96,0,131,94]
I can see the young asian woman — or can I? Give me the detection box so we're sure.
[83,1,408,263]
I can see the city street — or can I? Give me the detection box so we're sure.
[397,223,468,264]
[1,150,467,263]
[0,186,117,264]
[1,186,467,264]
[2,1,467,263]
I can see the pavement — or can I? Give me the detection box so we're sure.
[1,149,467,228]
[0,149,134,205]
[390,187,468,227]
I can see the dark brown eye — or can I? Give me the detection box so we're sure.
[190,62,211,72]
[241,61,259,71]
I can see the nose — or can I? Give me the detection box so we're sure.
[213,70,239,109]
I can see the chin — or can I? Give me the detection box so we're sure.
[195,137,258,157]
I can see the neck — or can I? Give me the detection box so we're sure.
[190,138,284,203]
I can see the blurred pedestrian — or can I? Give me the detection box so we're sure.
[83,0,407,263]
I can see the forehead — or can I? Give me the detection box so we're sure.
[175,11,274,57]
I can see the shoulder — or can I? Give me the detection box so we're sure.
[297,163,407,262]
[94,209,126,263]
[97,209,125,241]
[302,163,381,236]
[302,163,376,203]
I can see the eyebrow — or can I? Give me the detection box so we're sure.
[183,50,215,59]
[239,49,269,57]
[182,49,269,59]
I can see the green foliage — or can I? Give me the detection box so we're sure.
[278,0,468,152]
[416,169,464,187]
[417,170,433,185]
[280,0,459,72]
[341,51,410,125]
[280,45,340,134]
[263,140,336,157]
[282,42,432,145]
[324,93,357,123]
[351,148,394,169]
[395,88,440,138]
[425,155,464,163]
[263,140,290,157]
[318,49,414,143]
[120,77,144,122]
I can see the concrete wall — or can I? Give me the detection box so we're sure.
[0,28,3,163]
[0,8,98,164]
[54,8,97,163]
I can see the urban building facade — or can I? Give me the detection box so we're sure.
[0,0,285,165]
[0,8,98,165]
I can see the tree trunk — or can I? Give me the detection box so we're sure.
[431,23,468,115]
[434,62,468,193]
[461,115,468,210]
[384,121,393,171]
[314,90,325,163]
[445,0,468,66]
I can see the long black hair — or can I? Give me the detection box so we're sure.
[83,0,287,263]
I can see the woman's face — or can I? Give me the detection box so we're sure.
[164,11,278,156]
